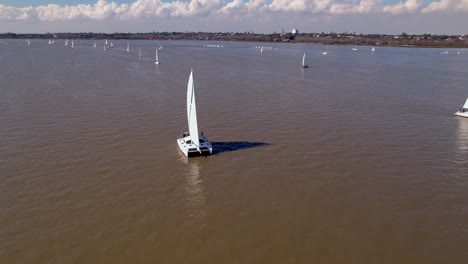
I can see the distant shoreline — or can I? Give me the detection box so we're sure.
[1,32,467,49]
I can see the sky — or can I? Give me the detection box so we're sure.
[0,0,467,34]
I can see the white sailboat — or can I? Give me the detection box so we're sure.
[110,42,114,48]
[302,53,309,68]
[139,48,142,59]
[104,44,106,51]
[260,47,264,54]
[154,48,160,65]
[322,46,328,55]
[455,97,468,118]
[126,42,130,52]
[105,39,108,45]
[371,46,376,53]
[71,39,74,48]
[177,70,213,157]
[27,40,31,45]
[93,41,96,48]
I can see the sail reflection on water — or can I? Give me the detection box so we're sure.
[456,119,468,154]
[179,155,207,223]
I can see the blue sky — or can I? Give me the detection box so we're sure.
[0,0,466,34]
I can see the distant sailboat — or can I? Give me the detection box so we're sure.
[65,39,68,46]
[177,70,213,157]
[155,48,160,65]
[27,40,31,45]
[104,45,106,51]
[110,42,114,48]
[261,47,264,54]
[105,39,108,45]
[371,47,376,53]
[139,48,142,59]
[126,42,130,53]
[455,97,468,118]
[322,46,328,55]
[93,41,96,48]
[71,39,74,48]
[302,53,309,68]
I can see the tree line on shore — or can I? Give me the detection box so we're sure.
[1,31,467,48]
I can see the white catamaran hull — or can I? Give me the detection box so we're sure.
[455,111,468,118]
[177,133,213,157]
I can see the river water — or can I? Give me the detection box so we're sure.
[1,39,467,263]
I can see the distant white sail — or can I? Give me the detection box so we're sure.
[155,48,160,64]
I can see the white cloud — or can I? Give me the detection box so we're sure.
[0,0,468,29]
[383,0,423,14]
[421,0,468,13]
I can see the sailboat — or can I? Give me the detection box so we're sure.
[302,53,309,68]
[371,47,376,53]
[104,45,106,51]
[455,97,468,118]
[177,70,213,157]
[126,42,130,52]
[93,41,96,48]
[27,40,31,45]
[110,42,114,48]
[71,39,74,48]
[260,47,264,54]
[322,46,328,55]
[154,48,160,65]
[139,48,142,59]
[105,39,108,45]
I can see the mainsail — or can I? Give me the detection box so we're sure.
[187,70,200,150]
[463,97,468,109]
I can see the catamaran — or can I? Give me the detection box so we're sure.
[455,97,468,118]
[177,70,213,157]
[154,48,160,65]
[302,53,309,68]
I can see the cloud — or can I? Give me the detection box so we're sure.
[421,0,468,13]
[0,0,468,24]
[383,0,423,14]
